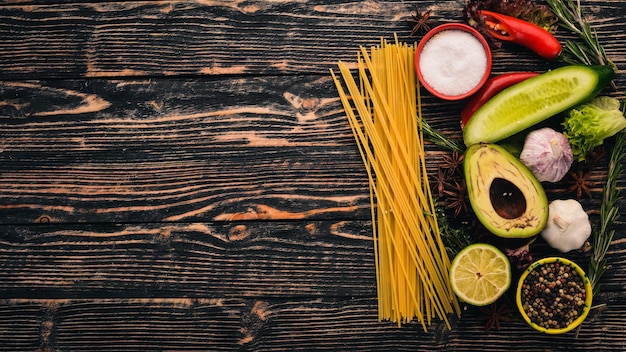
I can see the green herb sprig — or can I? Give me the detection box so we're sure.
[421,122,469,257]
[546,0,618,72]
[588,129,625,295]
[435,201,472,257]
[422,120,464,153]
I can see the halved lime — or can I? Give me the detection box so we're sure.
[449,243,511,306]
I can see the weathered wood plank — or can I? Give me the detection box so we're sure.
[0,221,623,298]
[0,221,376,298]
[0,0,624,79]
[0,298,246,351]
[0,302,43,351]
[0,76,372,224]
[1,76,623,224]
[0,294,624,352]
[244,294,626,351]
[0,1,625,350]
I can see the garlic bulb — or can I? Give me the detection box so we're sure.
[541,199,591,253]
[520,127,573,182]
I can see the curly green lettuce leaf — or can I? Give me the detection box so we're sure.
[563,96,626,161]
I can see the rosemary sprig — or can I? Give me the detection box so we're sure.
[545,0,617,72]
[588,129,625,295]
[435,201,472,258]
[422,120,464,153]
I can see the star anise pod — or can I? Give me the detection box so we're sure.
[440,150,464,177]
[478,302,514,331]
[407,6,433,36]
[431,167,453,197]
[443,179,469,218]
[566,168,593,199]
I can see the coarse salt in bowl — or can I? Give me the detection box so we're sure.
[415,23,492,100]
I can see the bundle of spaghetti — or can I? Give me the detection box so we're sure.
[330,36,461,330]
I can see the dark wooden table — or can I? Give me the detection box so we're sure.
[0,0,624,350]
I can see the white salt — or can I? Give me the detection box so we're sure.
[419,29,488,97]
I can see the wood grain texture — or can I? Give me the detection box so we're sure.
[0,301,43,351]
[0,298,246,351]
[0,76,623,224]
[0,0,625,350]
[0,0,624,79]
[0,295,624,352]
[0,76,372,224]
[0,221,376,298]
[0,221,623,296]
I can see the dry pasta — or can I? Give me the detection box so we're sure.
[330,36,461,330]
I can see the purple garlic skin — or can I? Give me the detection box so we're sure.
[520,127,573,183]
[505,244,533,271]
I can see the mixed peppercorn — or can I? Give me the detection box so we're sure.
[520,262,587,329]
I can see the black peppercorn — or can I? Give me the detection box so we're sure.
[520,262,587,330]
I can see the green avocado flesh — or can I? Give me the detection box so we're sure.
[464,143,548,238]
[463,65,615,147]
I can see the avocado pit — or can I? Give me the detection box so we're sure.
[489,178,527,219]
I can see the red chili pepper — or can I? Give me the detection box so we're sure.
[479,10,562,60]
[460,72,539,129]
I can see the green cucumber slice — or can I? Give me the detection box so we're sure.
[463,65,614,147]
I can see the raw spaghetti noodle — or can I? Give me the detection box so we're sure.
[330,37,461,330]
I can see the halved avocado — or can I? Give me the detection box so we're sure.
[464,143,548,238]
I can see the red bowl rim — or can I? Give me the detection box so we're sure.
[414,23,492,101]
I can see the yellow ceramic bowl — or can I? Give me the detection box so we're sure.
[516,257,593,334]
